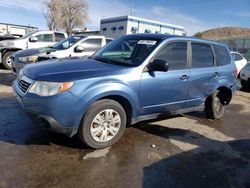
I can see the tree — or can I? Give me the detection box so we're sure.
[43,0,62,31]
[194,32,203,38]
[43,0,88,35]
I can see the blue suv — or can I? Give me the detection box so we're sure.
[13,34,237,148]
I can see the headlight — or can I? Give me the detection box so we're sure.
[18,56,38,63]
[29,81,74,96]
[0,41,14,47]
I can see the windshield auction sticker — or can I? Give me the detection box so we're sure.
[138,40,157,45]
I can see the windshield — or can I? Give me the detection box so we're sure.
[51,36,85,50]
[20,32,36,39]
[93,36,162,66]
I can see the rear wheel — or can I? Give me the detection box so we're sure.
[241,79,249,89]
[2,51,14,70]
[78,99,126,149]
[205,90,225,119]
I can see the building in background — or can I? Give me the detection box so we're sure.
[0,23,38,37]
[100,15,185,38]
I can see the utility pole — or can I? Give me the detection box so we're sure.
[130,0,133,16]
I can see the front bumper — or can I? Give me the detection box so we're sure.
[12,56,25,75]
[12,80,82,137]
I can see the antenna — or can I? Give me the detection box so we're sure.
[130,0,133,16]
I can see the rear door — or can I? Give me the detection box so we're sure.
[186,42,216,108]
[140,41,190,114]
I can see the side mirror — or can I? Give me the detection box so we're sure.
[147,59,169,72]
[74,45,85,53]
[29,36,38,42]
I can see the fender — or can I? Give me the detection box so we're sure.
[71,81,141,128]
[214,74,236,92]
[1,47,23,55]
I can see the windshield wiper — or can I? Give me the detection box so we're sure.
[92,56,133,67]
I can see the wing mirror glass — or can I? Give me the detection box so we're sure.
[74,45,85,53]
[29,36,38,42]
[147,59,169,72]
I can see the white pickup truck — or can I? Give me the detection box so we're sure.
[0,31,67,69]
[12,35,113,74]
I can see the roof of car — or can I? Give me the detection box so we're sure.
[124,33,174,40]
[124,33,228,47]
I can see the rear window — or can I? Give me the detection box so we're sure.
[192,43,214,68]
[106,39,113,44]
[213,44,231,66]
[234,53,243,61]
[55,33,66,42]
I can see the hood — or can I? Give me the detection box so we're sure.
[23,58,129,82]
[13,47,57,58]
[38,48,70,59]
[13,48,41,58]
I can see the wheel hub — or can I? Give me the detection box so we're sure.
[90,109,121,143]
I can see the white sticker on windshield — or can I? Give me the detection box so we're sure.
[138,40,157,45]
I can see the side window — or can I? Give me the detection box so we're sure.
[214,45,231,66]
[35,34,53,42]
[153,42,187,70]
[81,39,102,52]
[55,33,65,42]
[192,43,214,68]
[106,39,113,44]
[235,54,243,61]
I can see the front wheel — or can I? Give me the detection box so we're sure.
[2,51,14,70]
[205,90,225,120]
[78,99,126,149]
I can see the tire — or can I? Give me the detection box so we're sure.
[2,51,14,70]
[241,79,249,89]
[205,90,225,120]
[78,99,126,149]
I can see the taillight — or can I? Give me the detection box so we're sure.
[233,67,238,77]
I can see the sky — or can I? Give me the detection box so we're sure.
[0,0,249,35]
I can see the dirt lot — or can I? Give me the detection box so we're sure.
[0,68,250,188]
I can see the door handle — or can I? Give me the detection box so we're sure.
[213,72,219,77]
[180,75,189,80]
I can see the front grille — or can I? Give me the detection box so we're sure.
[18,78,31,93]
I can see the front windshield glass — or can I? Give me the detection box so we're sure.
[93,36,162,66]
[20,32,36,39]
[51,36,85,50]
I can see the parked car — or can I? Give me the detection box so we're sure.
[11,35,112,74]
[240,62,250,88]
[0,31,67,69]
[0,35,16,41]
[12,34,237,149]
[231,51,248,75]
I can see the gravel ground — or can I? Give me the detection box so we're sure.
[0,68,250,188]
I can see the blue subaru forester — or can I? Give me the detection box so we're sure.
[13,34,237,148]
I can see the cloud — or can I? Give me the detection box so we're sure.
[234,12,250,18]
[86,1,222,35]
[0,0,43,12]
[0,0,226,35]
[86,0,131,30]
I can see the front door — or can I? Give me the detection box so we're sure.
[140,41,190,115]
[28,33,54,49]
